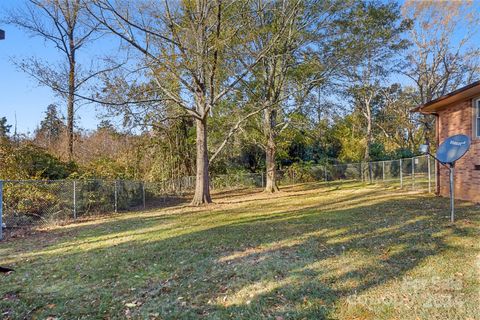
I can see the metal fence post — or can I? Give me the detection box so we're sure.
[0,180,3,240]
[324,165,327,182]
[412,157,415,190]
[360,162,364,182]
[382,161,385,181]
[73,180,77,220]
[400,158,403,188]
[261,172,264,188]
[142,182,146,209]
[114,180,118,213]
[368,162,373,183]
[427,154,431,193]
[162,181,166,203]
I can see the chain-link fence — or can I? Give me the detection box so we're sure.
[274,155,436,192]
[0,155,436,239]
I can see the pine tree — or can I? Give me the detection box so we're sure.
[0,117,11,139]
[38,104,65,146]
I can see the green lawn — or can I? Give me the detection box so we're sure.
[1,182,479,319]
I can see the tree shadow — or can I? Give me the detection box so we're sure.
[1,191,479,319]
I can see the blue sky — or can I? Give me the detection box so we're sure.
[0,0,478,134]
[0,1,111,135]
[0,22,104,134]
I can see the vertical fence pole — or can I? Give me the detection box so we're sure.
[427,154,431,193]
[114,180,118,213]
[261,172,264,188]
[73,180,77,220]
[324,165,327,182]
[382,161,385,181]
[434,157,438,193]
[162,181,166,203]
[142,182,146,209]
[412,157,415,190]
[368,162,372,183]
[400,158,403,189]
[0,180,3,240]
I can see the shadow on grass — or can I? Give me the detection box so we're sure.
[1,187,479,319]
[143,195,191,210]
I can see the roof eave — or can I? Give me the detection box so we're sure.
[412,80,480,114]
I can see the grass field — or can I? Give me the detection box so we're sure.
[1,181,479,319]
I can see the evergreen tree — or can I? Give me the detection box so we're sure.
[38,104,65,146]
[97,120,115,132]
[0,117,11,139]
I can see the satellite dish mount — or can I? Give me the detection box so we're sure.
[419,134,471,223]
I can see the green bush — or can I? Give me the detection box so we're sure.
[3,182,72,226]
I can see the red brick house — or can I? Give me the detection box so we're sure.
[413,81,480,203]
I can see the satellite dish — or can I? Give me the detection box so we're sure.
[427,134,471,224]
[436,134,471,164]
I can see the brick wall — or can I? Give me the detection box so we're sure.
[437,99,480,203]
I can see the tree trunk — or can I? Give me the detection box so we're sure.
[364,105,372,162]
[364,103,373,182]
[191,117,212,205]
[422,114,433,147]
[67,40,75,161]
[264,108,279,193]
[67,79,74,161]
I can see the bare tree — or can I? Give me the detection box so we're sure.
[402,0,480,104]
[401,0,480,144]
[5,0,103,161]
[85,0,296,204]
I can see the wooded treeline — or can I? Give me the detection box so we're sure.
[1,0,479,204]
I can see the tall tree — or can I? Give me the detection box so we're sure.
[334,0,410,161]
[401,0,480,144]
[245,0,338,192]
[5,0,101,161]
[86,0,294,204]
[375,85,424,153]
